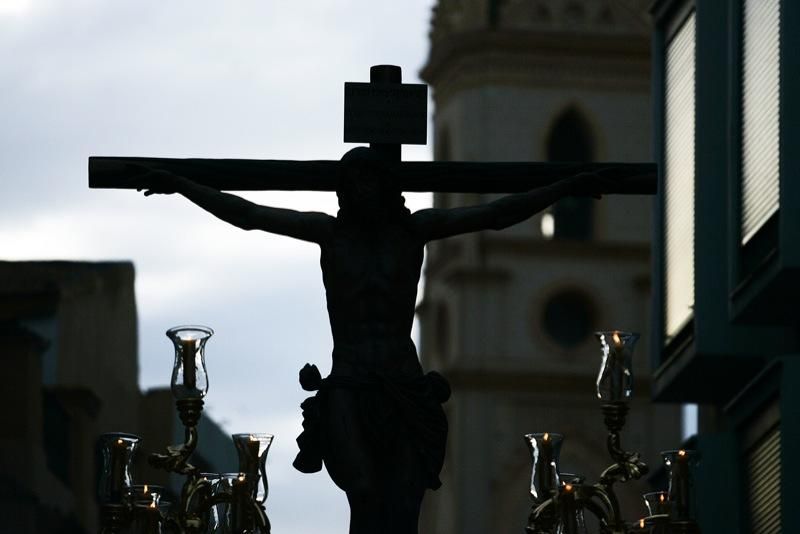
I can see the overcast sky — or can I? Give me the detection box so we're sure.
[0,1,436,531]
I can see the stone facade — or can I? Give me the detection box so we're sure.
[417,2,682,532]
[0,261,233,533]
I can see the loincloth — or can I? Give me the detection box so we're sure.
[292,362,451,490]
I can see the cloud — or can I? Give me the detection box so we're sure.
[0,0,33,16]
[1,1,437,531]
[0,0,439,357]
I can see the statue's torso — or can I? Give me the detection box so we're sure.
[320,217,424,377]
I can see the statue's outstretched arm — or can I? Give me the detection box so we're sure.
[413,172,603,242]
[138,167,334,244]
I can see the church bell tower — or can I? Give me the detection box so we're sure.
[417,1,682,532]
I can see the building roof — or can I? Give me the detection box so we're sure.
[428,0,650,45]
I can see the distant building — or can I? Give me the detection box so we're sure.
[0,261,234,533]
[417,1,682,532]
[651,1,799,532]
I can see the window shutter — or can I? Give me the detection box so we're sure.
[746,426,782,533]
[664,13,696,340]
[741,0,781,244]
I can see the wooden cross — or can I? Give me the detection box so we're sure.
[88,65,655,195]
[87,64,657,534]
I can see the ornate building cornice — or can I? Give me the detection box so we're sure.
[421,0,652,107]
[429,0,650,44]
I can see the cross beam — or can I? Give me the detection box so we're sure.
[88,157,655,194]
[88,64,656,195]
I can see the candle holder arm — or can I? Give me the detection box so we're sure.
[599,403,649,486]
[177,473,220,532]
[581,498,615,534]
[160,514,182,534]
[582,484,626,534]
[149,399,204,476]
[149,425,199,475]
[252,499,271,534]
[526,496,557,534]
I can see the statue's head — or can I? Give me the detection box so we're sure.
[337,147,407,223]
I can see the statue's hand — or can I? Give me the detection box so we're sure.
[564,170,616,199]
[128,163,184,196]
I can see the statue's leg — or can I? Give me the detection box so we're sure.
[321,388,383,534]
[321,386,431,534]
[382,428,426,534]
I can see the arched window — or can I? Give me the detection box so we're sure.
[546,107,596,240]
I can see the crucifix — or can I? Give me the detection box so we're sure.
[89,65,655,534]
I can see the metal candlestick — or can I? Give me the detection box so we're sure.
[97,325,273,534]
[525,331,701,534]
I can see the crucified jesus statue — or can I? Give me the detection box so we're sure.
[91,65,655,534]
[133,145,609,534]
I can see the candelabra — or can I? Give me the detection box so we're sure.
[524,331,701,534]
[97,325,700,533]
[98,326,273,534]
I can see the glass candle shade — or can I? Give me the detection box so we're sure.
[525,433,563,503]
[133,502,163,534]
[643,490,670,517]
[556,481,589,534]
[157,500,172,517]
[662,449,699,521]
[232,433,274,502]
[230,473,251,533]
[200,472,221,482]
[98,432,140,504]
[214,473,241,533]
[131,484,164,507]
[199,473,222,533]
[167,325,213,400]
[559,473,586,485]
[595,331,639,402]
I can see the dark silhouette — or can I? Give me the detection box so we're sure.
[135,146,607,534]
